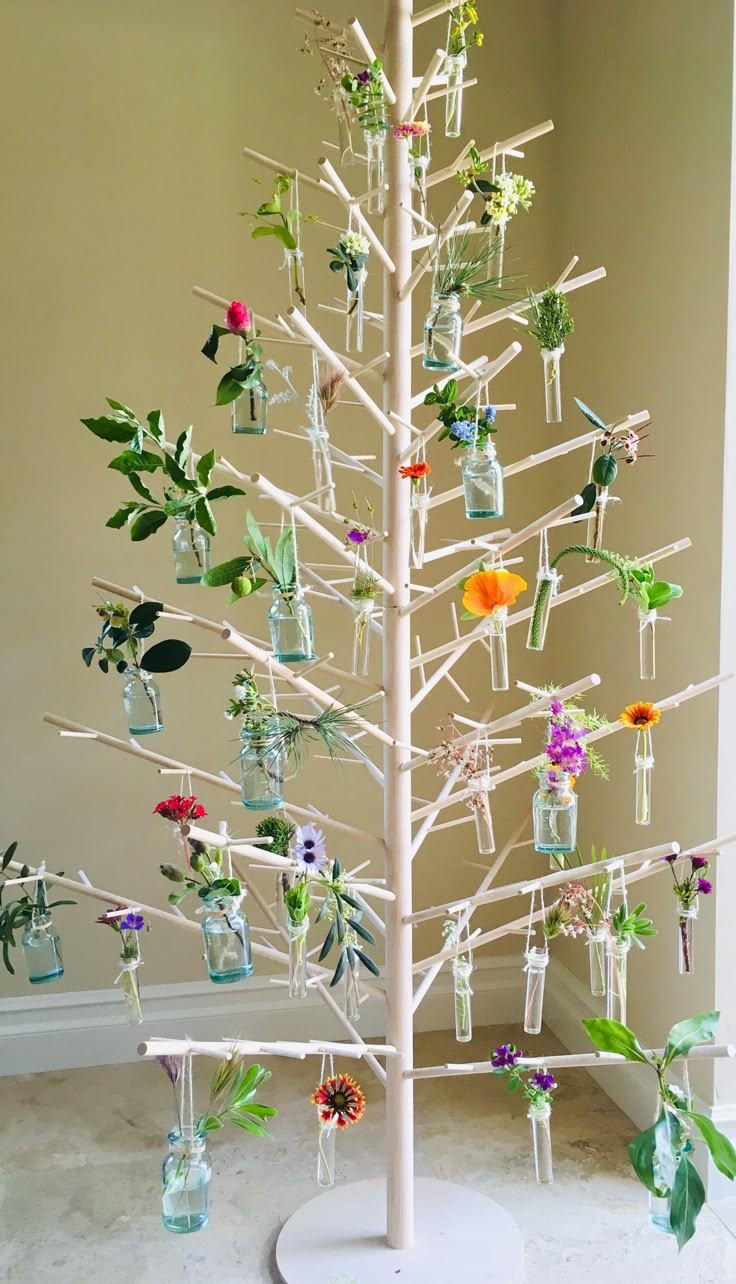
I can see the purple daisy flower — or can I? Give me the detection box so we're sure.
[549,699,564,716]
[697,878,713,895]
[691,856,709,870]
[531,1071,557,1092]
[294,822,327,872]
[663,852,678,863]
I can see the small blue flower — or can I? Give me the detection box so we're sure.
[484,405,497,424]
[120,912,145,932]
[450,419,476,443]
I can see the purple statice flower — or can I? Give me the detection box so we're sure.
[662,852,678,863]
[449,418,476,444]
[294,822,328,872]
[549,699,564,716]
[546,715,589,777]
[356,69,371,84]
[697,878,713,895]
[347,527,369,544]
[483,405,497,424]
[691,856,709,870]
[120,912,145,932]
[530,1071,557,1092]
[491,1043,523,1069]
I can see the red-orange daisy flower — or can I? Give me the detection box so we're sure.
[399,462,432,486]
[462,568,528,616]
[619,701,661,730]
[311,1073,366,1127]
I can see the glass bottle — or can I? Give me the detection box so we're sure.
[678,903,698,975]
[528,1102,554,1184]
[523,946,549,1035]
[470,784,495,854]
[364,130,386,215]
[288,918,309,999]
[172,517,210,584]
[452,956,473,1042]
[587,925,607,998]
[444,52,467,137]
[462,442,504,519]
[533,770,578,860]
[239,721,285,810]
[639,608,657,680]
[541,346,564,423]
[317,1117,337,1188]
[526,531,558,652]
[306,426,336,514]
[333,87,355,165]
[587,486,609,558]
[232,374,268,435]
[268,586,316,663]
[487,606,509,691]
[346,267,366,354]
[410,483,431,569]
[634,728,654,826]
[161,1130,211,1234]
[605,936,630,1024]
[423,292,462,371]
[122,667,163,736]
[649,1192,675,1235]
[200,895,253,984]
[352,597,375,677]
[488,220,506,280]
[117,954,143,1024]
[22,910,63,984]
[343,953,361,1023]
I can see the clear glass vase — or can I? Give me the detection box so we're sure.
[239,721,286,810]
[117,958,143,1024]
[452,956,473,1042]
[533,770,577,861]
[334,87,355,165]
[285,248,306,309]
[488,221,506,280]
[22,911,63,984]
[288,918,309,999]
[678,903,698,975]
[172,517,210,584]
[122,667,163,735]
[306,426,336,514]
[587,926,607,997]
[586,487,608,559]
[541,346,564,423]
[487,606,509,691]
[201,896,253,984]
[528,1102,554,1184]
[523,946,549,1035]
[444,52,466,137]
[317,1118,337,1188]
[462,443,504,519]
[527,531,558,652]
[268,586,316,663]
[605,937,630,1024]
[634,728,654,826]
[649,1192,675,1235]
[343,954,361,1023]
[639,608,657,680]
[470,785,495,854]
[162,1130,211,1234]
[410,485,431,569]
[423,292,462,371]
[232,376,268,434]
[352,598,375,677]
[364,129,386,215]
[346,268,366,354]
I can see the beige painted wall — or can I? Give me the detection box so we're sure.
[1,0,733,1117]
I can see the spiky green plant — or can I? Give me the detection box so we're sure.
[526,286,574,351]
[432,229,517,303]
[254,815,295,858]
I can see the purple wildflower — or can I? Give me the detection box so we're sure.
[294,822,328,872]
[491,1043,523,1069]
[156,1055,182,1085]
[663,852,678,864]
[549,699,564,716]
[356,69,371,84]
[697,878,713,895]
[347,527,369,544]
[120,912,145,932]
[691,856,709,870]
[530,1071,557,1092]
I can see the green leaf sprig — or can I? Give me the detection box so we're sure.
[82,601,191,676]
[526,287,574,352]
[202,511,294,604]
[201,319,265,409]
[340,61,388,133]
[572,398,651,516]
[315,858,379,987]
[432,229,517,303]
[0,843,75,976]
[241,174,316,306]
[609,900,657,949]
[423,378,498,450]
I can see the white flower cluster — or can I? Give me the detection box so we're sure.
[486,171,535,225]
[339,230,371,259]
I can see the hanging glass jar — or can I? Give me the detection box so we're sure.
[268,586,316,663]
[317,1117,337,1188]
[22,909,63,984]
[333,87,355,165]
[364,130,386,215]
[410,474,431,569]
[528,1102,554,1184]
[232,374,268,435]
[605,936,630,1024]
[116,934,143,1025]
[306,425,336,514]
[487,606,509,691]
[352,597,375,677]
[452,956,473,1042]
[285,247,306,309]
[345,266,367,354]
[172,517,210,584]
[288,918,309,1000]
[200,894,253,984]
[343,952,361,1023]
[634,727,654,826]
[488,219,506,281]
[526,531,559,652]
[423,292,462,371]
[239,720,286,811]
[462,442,504,519]
[649,1192,675,1235]
[541,346,564,423]
[444,52,467,137]
[523,946,549,1035]
[161,1130,211,1234]
[678,903,698,975]
[532,769,577,860]
[587,925,607,998]
[638,608,657,680]
[586,487,610,559]
[469,783,495,855]
[122,667,163,736]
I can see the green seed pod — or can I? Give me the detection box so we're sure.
[160,863,186,882]
[231,575,252,598]
[592,453,617,487]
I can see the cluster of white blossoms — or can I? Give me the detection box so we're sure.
[486,171,535,225]
[339,230,371,260]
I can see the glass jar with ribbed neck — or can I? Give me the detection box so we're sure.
[22,909,64,984]
[200,894,253,984]
[232,372,268,434]
[462,440,504,519]
[532,769,577,862]
[423,292,462,372]
[161,1130,211,1234]
[122,667,163,735]
[268,586,316,663]
[239,719,285,811]
[172,517,210,584]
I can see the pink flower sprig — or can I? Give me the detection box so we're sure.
[393,121,432,140]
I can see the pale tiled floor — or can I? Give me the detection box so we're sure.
[3,1025,736,1284]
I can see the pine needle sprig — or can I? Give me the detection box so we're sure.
[432,230,520,302]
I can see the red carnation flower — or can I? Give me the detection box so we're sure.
[153,795,207,828]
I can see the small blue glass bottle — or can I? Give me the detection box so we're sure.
[201,896,253,984]
[162,1130,211,1233]
[22,911,64,984]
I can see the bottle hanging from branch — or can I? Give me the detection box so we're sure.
[288,918,309,999]
[410,469,431,568]
[488,219,506,281]
[172,517,210,585]
[352,596,375,676]
[316,1117,337,1188]
[22,904,64,985]
[541,346,564,423]
[634,727,654,826]
[162,1130,212,1234]
[345,266,367,354]
[452,956,473,1042]
[200,894,253,985]
[268,586,316,663]
[487,605,509,691]
[586,487,610,560]
[523,946,549,1035]
[232,373,268,435]
[364,129,386,215]
[586,925,607,998]
[526,531,559,652]
[532,769,577,861]
[462,440,504,520]
[444,52,467,137]
[528,1102,554,1184]
[239,720,286,811]
[677,903,698,975]
[469,783,495,855]
[115,923,144,1024]
[423,291,462,371]
[122,666,163,736]
[342,951,362,1023]
[638,607,657,680]
[605,936,630,1024]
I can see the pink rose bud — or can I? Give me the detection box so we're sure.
[226,300,251,333]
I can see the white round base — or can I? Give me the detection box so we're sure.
[275,1176,524,1283]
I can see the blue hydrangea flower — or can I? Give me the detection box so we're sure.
[484,405,497,424]
[450,419,476,443]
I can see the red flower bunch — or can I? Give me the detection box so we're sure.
[153,795,207,830]
[311,1073,366,1127]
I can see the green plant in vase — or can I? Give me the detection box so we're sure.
[444,5,483,137]
[424,231,516,372]
[0,842,74,979]
[572,398,651,552]
[242,173,317,307]
[315,857,380,990]
[201,300,269,434]
[340,62,389,214]
[82,600,191,735]
[525,287,575,422]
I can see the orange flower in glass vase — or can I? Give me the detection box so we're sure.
[461,568,528,618]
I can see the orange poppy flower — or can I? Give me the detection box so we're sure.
[462,568,528,616]
[619,701,661,730]
[399,462,432,486]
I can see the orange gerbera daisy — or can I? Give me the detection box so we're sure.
[311,1073,366,1127]
[619,701,661,730]
[399,462,432,486]
[462,568,528,616]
